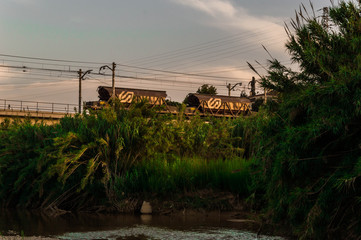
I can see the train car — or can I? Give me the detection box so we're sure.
[186,93,251,116]
[85,86,167,109]
[85,86,251,117]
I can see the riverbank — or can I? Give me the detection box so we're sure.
[0,208,289,240]
[106,189,245,214]
[0,188,293,239]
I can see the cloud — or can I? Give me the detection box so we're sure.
[172,0,287,55]
[176,0,237,17]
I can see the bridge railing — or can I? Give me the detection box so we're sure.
[0,99,78,114]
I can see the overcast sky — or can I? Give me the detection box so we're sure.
[0,0,332,106]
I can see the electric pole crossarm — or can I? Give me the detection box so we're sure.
[226,82,242,96]
[99,62,116,98]
[99,65,112,72]
[78,69,92,114]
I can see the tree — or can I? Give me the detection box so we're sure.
[249,1,361,238]
[240,90,248,97]
[183,84,218,105]
[196,84,217,95]
[250,98,263,112]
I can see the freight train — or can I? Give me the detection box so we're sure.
[85,86,251,117]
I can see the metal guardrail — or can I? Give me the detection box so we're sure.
[0,99,78,114]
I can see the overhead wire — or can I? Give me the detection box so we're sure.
[0,19,289,79]
[0,64,252,95]
[85,73,246,93]
[0,56,251,82]
[0,44,272,100]
[177,40,285,71]
[0,50,294,86]
[0,54,294,80]
[125,21,285,65]
[190,59,294,74]
[138,35,287,70]
[0,70,212,99]
[0,62,262,103]
[0,58,92,72]
[0,69,76,79]
[86,76,265,95]
[0,25,290,77]
[0,75,76,84]
[0,53,108,65]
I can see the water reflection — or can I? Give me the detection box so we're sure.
[139,214,152,224]
[58,225,283,240]
[0,210,284,240]
[0,210,139,236]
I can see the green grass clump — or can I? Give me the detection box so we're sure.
[116,157,252,197]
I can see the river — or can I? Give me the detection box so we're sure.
[0,210,286,240]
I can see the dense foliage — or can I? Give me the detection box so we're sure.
[183,84,218,105]
[248,1,361,238]
[0,102,249,212]
[196,84,217,95]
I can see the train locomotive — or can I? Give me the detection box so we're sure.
[85,86,251,117]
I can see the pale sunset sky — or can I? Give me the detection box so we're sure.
[0,0,331,103]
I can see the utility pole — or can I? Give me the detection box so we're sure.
[99,62,116,98]
[112,62,116,97]
[78,69,92,114]
[264,88,267,104]
[322,7,329,29]
[226,82,242,96]
[248,77,256,96]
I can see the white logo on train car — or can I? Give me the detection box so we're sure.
[207,98,222,108]
[118,91,134,103]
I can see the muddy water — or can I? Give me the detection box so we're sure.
[0,210,285,240]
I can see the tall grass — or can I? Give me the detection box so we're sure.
[0,119,61,208]
[115,157,252,197]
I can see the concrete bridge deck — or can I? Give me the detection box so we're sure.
[0,109,75,125]
[0,99,77,124]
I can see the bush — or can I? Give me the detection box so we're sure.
[0,101,250,211]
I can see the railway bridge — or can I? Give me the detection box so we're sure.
[0,95,251,125]
[0,99,77,125]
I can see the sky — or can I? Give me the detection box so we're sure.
[0,0,332,109]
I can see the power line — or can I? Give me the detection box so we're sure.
[0,69,76,79]
[113,63,247,81]
[0,64,78,74]
[0,55,249,82]
[0,58,91,71]
[0,54,108,65]
[169,40,285,72]
[0,56,267,102]
[125,22,285,65]
[137,35,287,70]
[0,55,293,79]
[0,51,295,83]
[0,64,252,95]
[190,59,294,74]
